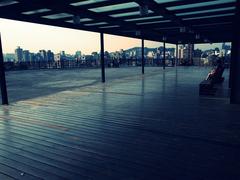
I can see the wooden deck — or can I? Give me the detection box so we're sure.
[0,67,240,180]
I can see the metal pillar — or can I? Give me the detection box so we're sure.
[176,43,178,67]
[163,41,166,69]
[230,40,240,103]
[229,42,234,88]
[0,34,8,105]
[141,39,145,74]
[100,32,105,83]
[230,0,240,104]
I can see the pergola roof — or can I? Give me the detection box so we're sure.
[0,0,237,44]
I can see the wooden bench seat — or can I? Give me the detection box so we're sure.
[199,66,224,96]
[199,80,215,95]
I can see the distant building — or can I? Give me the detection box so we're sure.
[35,53,42,62]
[15,46,23,62]
[194,49,202,58]
[60,51,65,57]
[4,53,15,62]
[23,50,30,62]
[178,46,184,59]
[29,53,35,62]
[91,52,100,64]
[47,50,54,62]
[178,44,194,65]
[193,49,202,66]
[167,48,175,58]
[125,47,142,59]
[75,51,82,60]
[147,51,154,58]
[104,51,110,59]
[184,44,194,64]
[54,53,61,62]
[39,50,47,61]
[222,43,231,51]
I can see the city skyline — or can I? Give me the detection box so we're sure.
[0,18,229,54]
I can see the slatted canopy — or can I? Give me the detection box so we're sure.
[0,0,237,44]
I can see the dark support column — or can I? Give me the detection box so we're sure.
[100,32,105,83]
[176,43,178,67]
[230,40,240,103]
[141,39,144,74]
[163,41,166,69]
[0,34,8,105]
[230,0,240,104]
[229,42,234,88]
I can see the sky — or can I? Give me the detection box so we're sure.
[0,18,226,55]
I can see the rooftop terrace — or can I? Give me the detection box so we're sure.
[0,0,240,179]
[0,67,240,179]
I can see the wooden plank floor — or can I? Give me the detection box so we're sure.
[0,67,240,180]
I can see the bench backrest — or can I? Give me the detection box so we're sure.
[212,67,224,82]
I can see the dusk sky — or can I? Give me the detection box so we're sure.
[0,18,225,55]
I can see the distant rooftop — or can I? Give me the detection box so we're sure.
[0,0,237,44]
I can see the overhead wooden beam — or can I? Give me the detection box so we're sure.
[69,0,132,11]
[178,9,235,19]
[172,2,236,14]
[135,0,220,42]
[0,0,236,44]
[159,0,218,8]
[22,0,160,38]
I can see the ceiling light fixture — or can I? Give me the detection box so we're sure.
[180,27,186,33]
[73,15,81,24]
[136,30,141,36]
[195,34,200,40]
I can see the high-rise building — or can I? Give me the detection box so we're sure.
[39,50,47,61]
[47,50,54,62]
[178,45,184,59]
[91,52,99,61]
[186,43,194,63]
[35,53,42,62]
[54,53,61,62]
[23,50,30,62]
[29,53,35,62]
[180,44,194,64]
[15,46,23,62]
[59,51,66,61]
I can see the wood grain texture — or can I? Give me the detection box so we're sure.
[0,67,239,180]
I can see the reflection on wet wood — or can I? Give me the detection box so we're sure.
[0,67,239,179]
